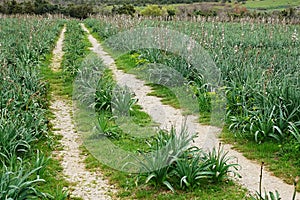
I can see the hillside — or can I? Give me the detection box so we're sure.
[243,0,300,10]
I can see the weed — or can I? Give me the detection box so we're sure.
[201,144,241,183]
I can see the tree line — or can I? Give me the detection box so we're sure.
[0,0,93,18]
[0,0,297,19]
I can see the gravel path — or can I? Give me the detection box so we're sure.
[50,26,115,200]
[50,25,66,71]
[81,23,299,200]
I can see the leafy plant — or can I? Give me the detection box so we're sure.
[73,54,107,108]
[95,113,120,138]
[138,148,175,192]
[0,158,47,200]
[112,85,137,117]
[51,187,69,200]
[201,144,240,183]
[137,126,196,192]
[251,190,281,200]
[0,117,32,160]
[172,147,212,190]
[288,122,300,144]
[95,70,115,111]
[34,150,49,178]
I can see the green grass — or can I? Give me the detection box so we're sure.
[221,127,300,192]
[115,52,138,72]
[147,83,181,109]
[40,54,72,98]
[131,104,157,126]
[243,0,300,10]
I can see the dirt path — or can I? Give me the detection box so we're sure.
[81,23,299,200]
[50,26,115,200]
[50,25,66,71]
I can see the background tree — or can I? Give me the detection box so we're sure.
[67,4,93,19]
[112,4,136,17]
[22,1,35,14]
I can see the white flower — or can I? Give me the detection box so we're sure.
[292,29,298,42]
[234,45,239,53]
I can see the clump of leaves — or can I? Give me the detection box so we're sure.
[172,147,211,190]
[251,190,281,200]
[135,127,240,192]
[95,113,120,138]
[95,70,116,112]
[112,85,137,117]
[201,143,241,183]
[0,157,48,200]
[136,126,195,192]
[288,122,300,144]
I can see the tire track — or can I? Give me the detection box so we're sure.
[50,25,115,200]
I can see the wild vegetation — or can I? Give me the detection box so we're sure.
[84,15,300,191]
[73,54,246,199]
[1,0,299,19]
[0,0,93,18]
[0,1,299,198]
[0,16,69,199]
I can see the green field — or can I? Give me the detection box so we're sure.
[243,0,300,10]
[0,13,299,200]
[85,14,300,191]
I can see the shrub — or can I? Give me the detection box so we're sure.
[95,113,120,138]
[172,148,212,190]
[112,4,136,17]
[140,5,167,17]
[137,126,195,192]
[0,158,47,199]
[201,144,240,183]
[67,4,93,19]
[112,86,137,117]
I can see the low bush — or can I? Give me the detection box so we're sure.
[135,127,240,192]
